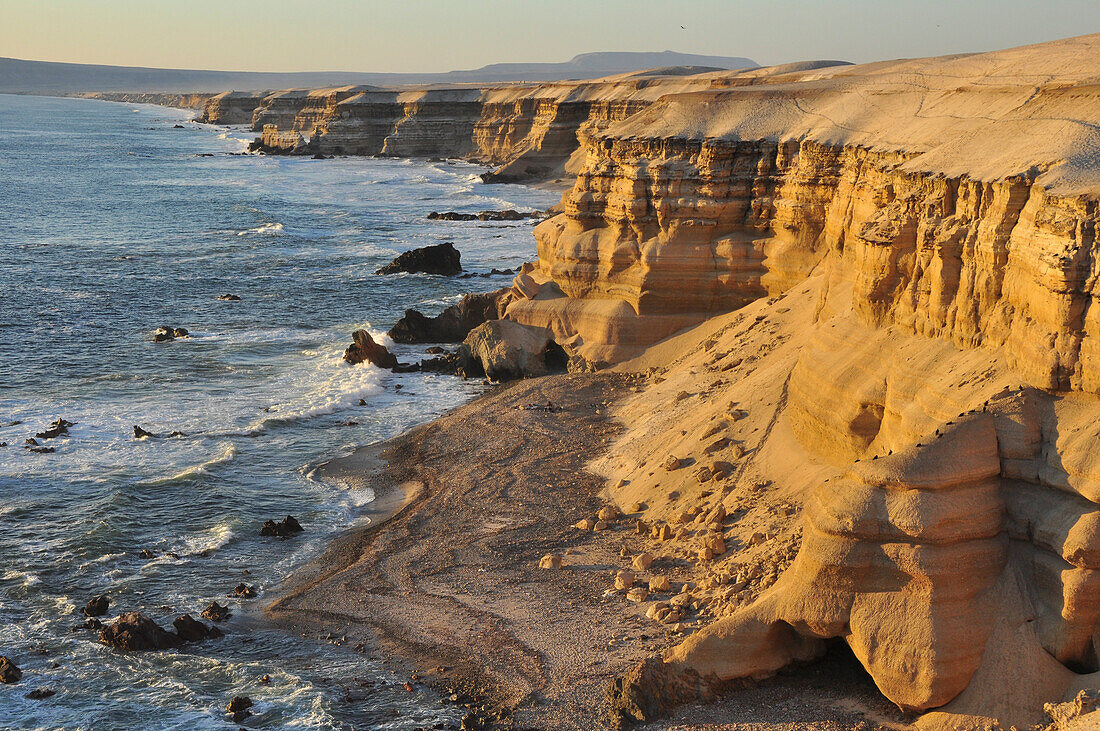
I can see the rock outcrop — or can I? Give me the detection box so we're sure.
[376,242,462,276]
[342,330,398,369]
[388,287,511,343]
[459,320,568,381]
[518,33,1100,730]
[100,612,184,651]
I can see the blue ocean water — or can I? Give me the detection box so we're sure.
[0,94,558,729]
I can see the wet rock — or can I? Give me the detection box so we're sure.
[342,330,398,369]
[133,425,156,439]
[427,209,539,222]
[83,595,110,617]
[0,656,22,683]
[173,614,223,642]
[388,288,510,344]
[100,612,184,651]
[73,617,105,632]
[25,687,55,700]
[216,294,241,301]
[234,583,257,598]
[226,695,253,723]
[26,446,55,454]
[200,601,231,622]
[260,515,304,538]
[376,242,461,276]
[153,326,189,343]
[35,418,73,440]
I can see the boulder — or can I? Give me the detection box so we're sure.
[100,612,184,651]
[216,294,241,301]
[35,418,72,440]
[173,614,223,642]
[538,554,563,570]
[459,320,568,381]
[234,583,257,598]
[343,330,398,369]
[226,696,253,723]
[615,570,636,590]
[83,595,110,617]
[0,656,21,683]
[376,242,461,276]
[649,576,671,592]
[25,687,55,700]
[633,553,655,571]
[200,602,231,622]
[388,288,510,344]
[133,425,156,439]
[153,326,189,343]
[260,515,304,538]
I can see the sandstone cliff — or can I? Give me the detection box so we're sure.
[497,33,1100,729]
[78,91,213,110]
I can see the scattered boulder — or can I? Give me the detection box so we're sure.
[226,696,253,723]
[201,602,231,622]
[234,583,257,598]
[100,612,184,651]
[153,326,189,343]
[173,614,223,642]
[215,294,241,301]
[459,320,568,381]
[649,576,671,592]
[627,587,649,603]
[0,656,22,683]
[376,242,461,276]
[25,687,55,700]
[388,288,511,344]
[83,595,110,617]
[260,515,304,538]
[574,518,595,531]
[632,553,654,571]
[35,418,73,440]
[133,425,156,439]
[607,657,713,727]
[343,330,398,369]
[598,506,621,522]
[614,570,636,590]
[538,554,563,570]
[663,456,683,471]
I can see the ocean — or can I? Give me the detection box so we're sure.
[0,93,557,729]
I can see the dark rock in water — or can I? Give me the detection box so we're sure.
[216,294,241,301]
[425,346,445,355]
[311,153,329,159]
[260,515,304,538]
[133,425,156,439]
[376,242,461,276]
[427,210,540,222]
[153,326,189,342]
[0,442,7,448]
[418,350,466,376]
[25,687,56,700]
[339,420,360,427]
[392,362,420,373]
[173,614,223,642]
[27,446,56,454]
[25,438,38,446]
[343,330,398,369]
[83,595,110,617]
[234,583,257,598]
[139,549,157,559]
[73,618,105,632]
[100,612,184,651]
[388,288,511,344]
[35,418,73,440]
[357,398,367,406]
[173,124,185,129]
[200,602,231,622]
[0,656,22,683]
[226,696,253,723]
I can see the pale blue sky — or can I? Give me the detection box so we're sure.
[2,0,1098,71]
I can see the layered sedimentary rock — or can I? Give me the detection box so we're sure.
[510,33,1100,729]
[198,90,271,124]
[79,92,213,110]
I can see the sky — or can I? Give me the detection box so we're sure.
[2,0,1099,72]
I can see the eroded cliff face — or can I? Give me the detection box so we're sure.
[502,34,1100,729]
[198,90,270,124]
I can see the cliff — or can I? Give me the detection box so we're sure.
[227,62,850,181]
[500,33,1100,729]
[77,91,213,110]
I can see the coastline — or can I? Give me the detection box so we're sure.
[268,372,902,730]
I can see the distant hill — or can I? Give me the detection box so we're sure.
[0,52,758,94]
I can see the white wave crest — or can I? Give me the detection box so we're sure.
[237,222,284,236]
[144,442,239,485]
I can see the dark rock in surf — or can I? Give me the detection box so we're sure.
[133,425,156,439]
[200,602,231,623]
[260,515,303,538]
[173,614,223,642]
[153,326,189,342]
[25,687,56,700]
[73,618,104,632]
[100,612,184,651]
[343,330,398,369]
[83,595,110,617]
[0,656,22,684]
[234,583,257,599]
[216,294,241,301]
[35,418,73,440]
[226,696,253,722]
[388,287,511,344]
[376,242,461,276]
[427,210,540,222]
